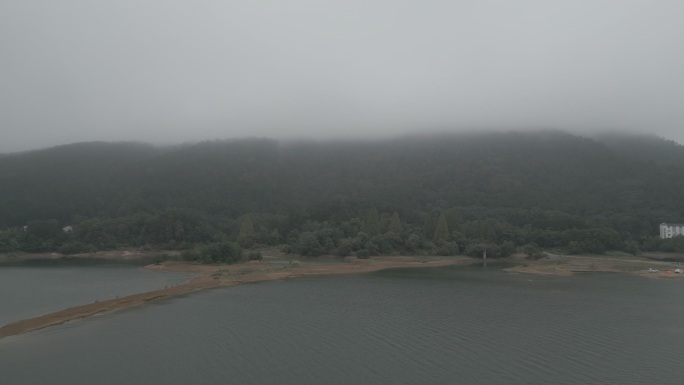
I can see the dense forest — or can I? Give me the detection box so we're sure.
[2,130,684,260]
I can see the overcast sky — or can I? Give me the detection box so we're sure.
[1,0,683,153]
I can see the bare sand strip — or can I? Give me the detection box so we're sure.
[0,257,458,339]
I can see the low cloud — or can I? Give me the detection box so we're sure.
[1,0,683,152]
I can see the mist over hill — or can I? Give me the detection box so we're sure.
[2,131,684,257]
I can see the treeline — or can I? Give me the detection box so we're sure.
[2,131,684,258]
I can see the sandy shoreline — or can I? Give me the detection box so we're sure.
[0,256,460,340]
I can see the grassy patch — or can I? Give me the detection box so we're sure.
[605,261,648,272]
[601,251,641,259]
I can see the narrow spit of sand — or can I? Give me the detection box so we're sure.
[0,256,461,339]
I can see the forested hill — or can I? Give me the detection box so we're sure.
[2,131,684,257]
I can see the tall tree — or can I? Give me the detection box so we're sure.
[434,211,450,241]
[389,212,403,233]
[239,214,256,239]
[364,207,381,236]
[423,213,436,239]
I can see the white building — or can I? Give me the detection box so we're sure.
[659,223,684,239]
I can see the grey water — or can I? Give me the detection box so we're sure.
[1,265,683,385]
[0,266,193,326]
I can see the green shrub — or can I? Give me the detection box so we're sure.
[356,249,370,259]
[180,248,200,261]
[247,251,263,261]
[57,241,96,255]
[199,241,243,264]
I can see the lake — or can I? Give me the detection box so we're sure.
[1,264,683,384]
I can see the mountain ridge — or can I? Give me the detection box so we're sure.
[2,130,683,256]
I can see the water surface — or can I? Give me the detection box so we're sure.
[1,265,682,384]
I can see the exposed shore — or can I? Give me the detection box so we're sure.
[505,253,684,279]
[0,255,461,339]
